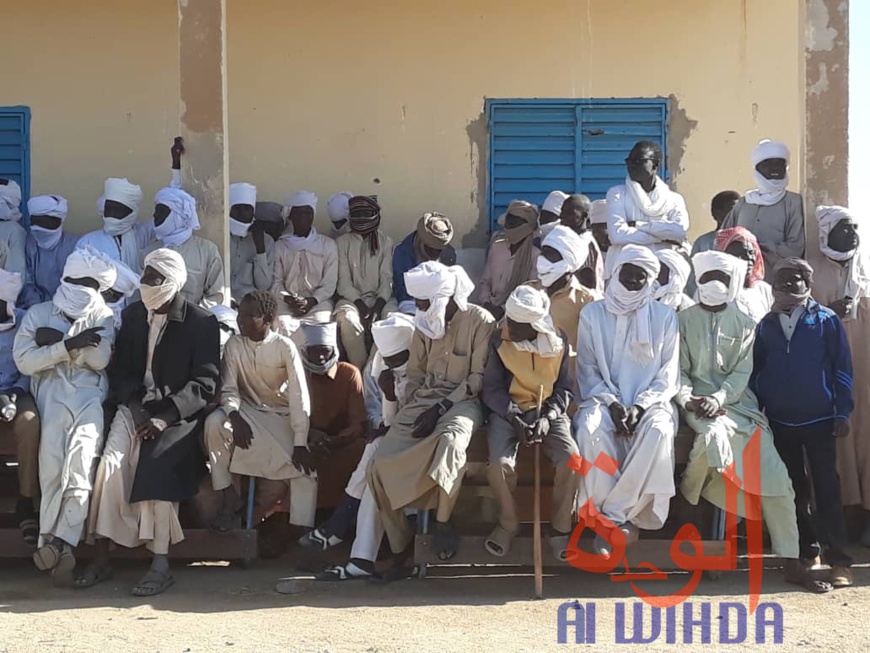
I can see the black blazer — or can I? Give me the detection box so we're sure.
[108,295,220,503]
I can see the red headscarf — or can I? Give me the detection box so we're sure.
[715,227,765,287]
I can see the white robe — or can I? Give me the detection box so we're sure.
[734,282,774,324]
[13,301,115,546]
[573,299,679,530]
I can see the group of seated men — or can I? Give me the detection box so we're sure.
[0,135,863,597]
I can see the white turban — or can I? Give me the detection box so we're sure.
[590,199,608,225]
[816,205,870,316]
[0,180,22,222]
[302,321,338,348]
[746,140,790,207]
[505,285,563,357]
[229,182,257,207]
[536,225,587,288]
[371,312,416,357]
[143,247,188,292]
[154,187,199,247]
[542,191,568,216]
[0,269,23,305]
[692,251,746,305]
[327,192,353,222]
[63,245,118,292]
[27,195,68,219]
[111,260,140,296]
[104,177,143,212]
[653,249,691,310]
[289,191,318,212]
[817,205,857,261]
[751,139,790,167]
[605,245,660,364]
[404,261,474,340]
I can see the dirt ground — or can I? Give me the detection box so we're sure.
[0,548,867,653]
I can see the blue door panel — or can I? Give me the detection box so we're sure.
[0,107,30,219]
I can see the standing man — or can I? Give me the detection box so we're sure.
[573,245,679,556]
[0,179,27,277]
[228,183,274,307]
[20,195,79,309]
[81,249,220,596]
[13,247,116,585]
[721,140,805,280]
[368,262,495,576]
[333,195,396,369]
[392,213,457,314]
[482,285,579,560]
[753,258,854,588]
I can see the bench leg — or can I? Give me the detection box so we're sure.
[246,477,256,531]
[417,509,430,579]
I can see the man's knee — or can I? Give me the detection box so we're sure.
[204,409,231,447]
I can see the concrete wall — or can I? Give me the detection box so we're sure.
[3,0,802,245]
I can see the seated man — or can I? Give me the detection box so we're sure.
[368,262,495,577]
[653,249,694,312]
[254,201,287,244]
[0,270,41,545]
[392,213,457,314]
[334,196,397,369]
[81,249,220,597]
[559,194,603,295]
[309,313,416,580]
[679,252,821,592]
[588,199,610,276]
[721,140,805,280]
[476,200,539,320]
[715,227,772,324]
[686,190,740,296]
[20,195,79,309]
[204,290,314,533]
[103,259,141,331]
[573,245,678,556]
[327,192,354,239]
[0,179,28,277]
[228,182,274,307]
[753,258,854,590]
[271,192,338,334]
[482,285,579,560]
[13,247,116,585]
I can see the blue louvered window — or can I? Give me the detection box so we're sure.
[0,106,31,220]
[486,98,668,230]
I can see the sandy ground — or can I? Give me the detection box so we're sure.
[1,550,868,653]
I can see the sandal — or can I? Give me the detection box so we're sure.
[369,565,419,584]
[33,540,64,572]
[315,560,374,581]
[19,519,38,548]
[785,561,833,594]
[298,528,342,553]
[131,569,175,597]
[484,526,518,558]
[434,523,459,562]
[51,546,76,588]
[73,562,114,589]
[549,533,571,562]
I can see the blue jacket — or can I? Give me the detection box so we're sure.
[751,300,853,427]
[392,232,457,304]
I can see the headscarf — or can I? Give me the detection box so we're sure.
[229,182,257,238]
[111,259,140,297]
[254,201,285,224]
[536,225,586,288]
[715,226,765,287]
[0,180,22,222]
[0,269,23,325]
[605,245,660,364]
[301,322,339,374]
[590,199,608,225]
[154,187,199,248]
[745,139,790,206]
[210,304,240,355]
[27,195,68,250]
[624,175,675,218]
[542,191,568,216]
[288,191,318,213]
[371,312,416,357]
[505,285,563,357]
[816,205,870,318]
[692,251,746,306]
[653,249,691,310]
[141,248,188,312]
[494,200,538,304]
[327,192,353,237]
[53,246,117,318]
[413,212,454,263]
[102,178,143,236]
[348,195,382,255]
[404,261,474,340]
[771,257,813,314]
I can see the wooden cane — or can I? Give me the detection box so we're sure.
[533,384,544,599]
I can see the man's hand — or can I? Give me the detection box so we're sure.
[128,399,152,431]
[412,404,443,438]
[829,297,854,319]
[378,369,397,402]
[527,417,551,445]
[295,297,317,316]
[368,422,389,441]
[292,446,317,475]
[625,405,646,433]
[65,326,104,353]
[35,327,65,347]
[483,302,505,321]
[136,417,169,441]
[609,402,630,437]
[833,417,851,438]
[251,221,267,254]
[229,410,254,450]
[354,299,371,322]
[686,396,720,419]
[372,298,387,322]
[171,136,185,168]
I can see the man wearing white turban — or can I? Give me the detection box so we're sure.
[605,141,689,282]
[559,194,605,295]
[0,269,42,547]
[481,285,579,560]
[678,251,816,589]
[653,249,694,312]
[327,191,354,238]
[82,248,220,597]
[0,178,28,277]
[228,182,274,306]
[13,246,116,584]
[271,191,339,335]
[721,139,805,281]
[308,313,417,580]
[104,258,141,331]
[810,206,870,539]
[367,261,495,576]
[540,190,569,239]
[573,244,679,556]
[20,195,79,309]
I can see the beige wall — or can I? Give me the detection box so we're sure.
[2,0,801,245]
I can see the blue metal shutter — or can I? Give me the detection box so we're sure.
[0,106,31,219]
[486,99,668,231]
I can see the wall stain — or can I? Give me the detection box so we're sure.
[463,108,489,248]
[666,94,697,191]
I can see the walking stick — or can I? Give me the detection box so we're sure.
[533,384,544,599]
